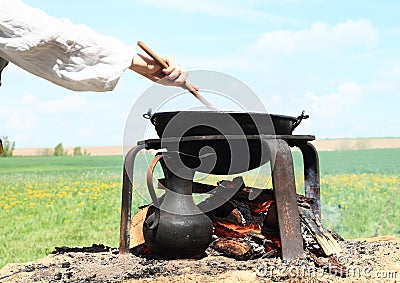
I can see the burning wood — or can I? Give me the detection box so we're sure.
[299,205,342,256]
[131,176,342,265]
[203,177,341,261]
[211,237,265,260]
[213,221,262,238]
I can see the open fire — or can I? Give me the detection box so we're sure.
[130,176,343,273]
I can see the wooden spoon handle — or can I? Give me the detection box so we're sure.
[137,41,168,69]
[137,41,215,109]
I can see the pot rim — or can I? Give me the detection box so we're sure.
[150,111,298,123]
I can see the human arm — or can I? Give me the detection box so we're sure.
[0,0,187,92]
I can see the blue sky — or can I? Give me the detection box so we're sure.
[1,0,399,148]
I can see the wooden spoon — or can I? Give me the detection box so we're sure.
[137,41,215,109]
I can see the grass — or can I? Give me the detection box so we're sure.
[0,172,123,267]
[319,173,400,237]
[292,149,400,238]
[0,155,124,174]
[0,154,150,269]
[0,148,399,268]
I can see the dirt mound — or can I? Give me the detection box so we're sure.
[1,239,399,283]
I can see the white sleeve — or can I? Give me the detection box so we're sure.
[0,0,136,92]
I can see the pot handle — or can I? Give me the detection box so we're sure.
[292,110,309,131]
[142,108,153,120]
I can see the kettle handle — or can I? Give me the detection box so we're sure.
[146,154,163,207]
[144,207,160,230]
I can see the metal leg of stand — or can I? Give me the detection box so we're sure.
[119,144,145,254]
[298,142,321,217]
[263,138,304,261]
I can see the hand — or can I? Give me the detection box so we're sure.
[130,54,198,90]
[157,55,188,86]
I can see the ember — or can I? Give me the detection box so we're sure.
[213,221,262,238]
[252,200,274,214]
[196,177,339,261]
[212,237,266,260]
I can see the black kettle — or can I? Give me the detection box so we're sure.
[143,154,213,259]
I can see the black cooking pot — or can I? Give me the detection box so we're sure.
[146,110,308,138]
[144,110,308,175]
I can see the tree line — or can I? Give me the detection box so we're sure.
[0,136,90,157]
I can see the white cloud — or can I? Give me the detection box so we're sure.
[337,81,362,103]
[278,81,365,137]
[375,64,400,78]
[184,55,250,70]
[384,27,400,36]
[20,94,37,104]
[270,95,282,103]
[250,19,378,54]
[78,127,93,137]
[278,0,325,2]
[134,0,289,23]
[36,94,88,114]
[5,111,38,131]
[304,81,362,117]
[364,62,400,94]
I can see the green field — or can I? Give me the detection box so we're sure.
[1,149,399,268]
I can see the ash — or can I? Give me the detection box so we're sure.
[1,240,399,283]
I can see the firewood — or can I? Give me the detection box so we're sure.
[129,206,149,248]
[326,232,343,252]
[299,206,342,256]
[135,176,344,264]
[211,237,265,260]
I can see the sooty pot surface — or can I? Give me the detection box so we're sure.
[147,111,307,175]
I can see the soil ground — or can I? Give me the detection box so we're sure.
[1,237,399,283]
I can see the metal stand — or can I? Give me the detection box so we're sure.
[119,135,321,261]
[297,142,321,217]
[119,144,145,254]
[263,138,304,260]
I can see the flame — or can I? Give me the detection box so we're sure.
[213,220,282,254]
[270,237,281,249]
[214,221,262,238]
[251,200,274,214]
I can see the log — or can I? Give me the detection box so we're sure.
[129,206,149,248]
[299,206,342,256]
[211,237,265,260]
